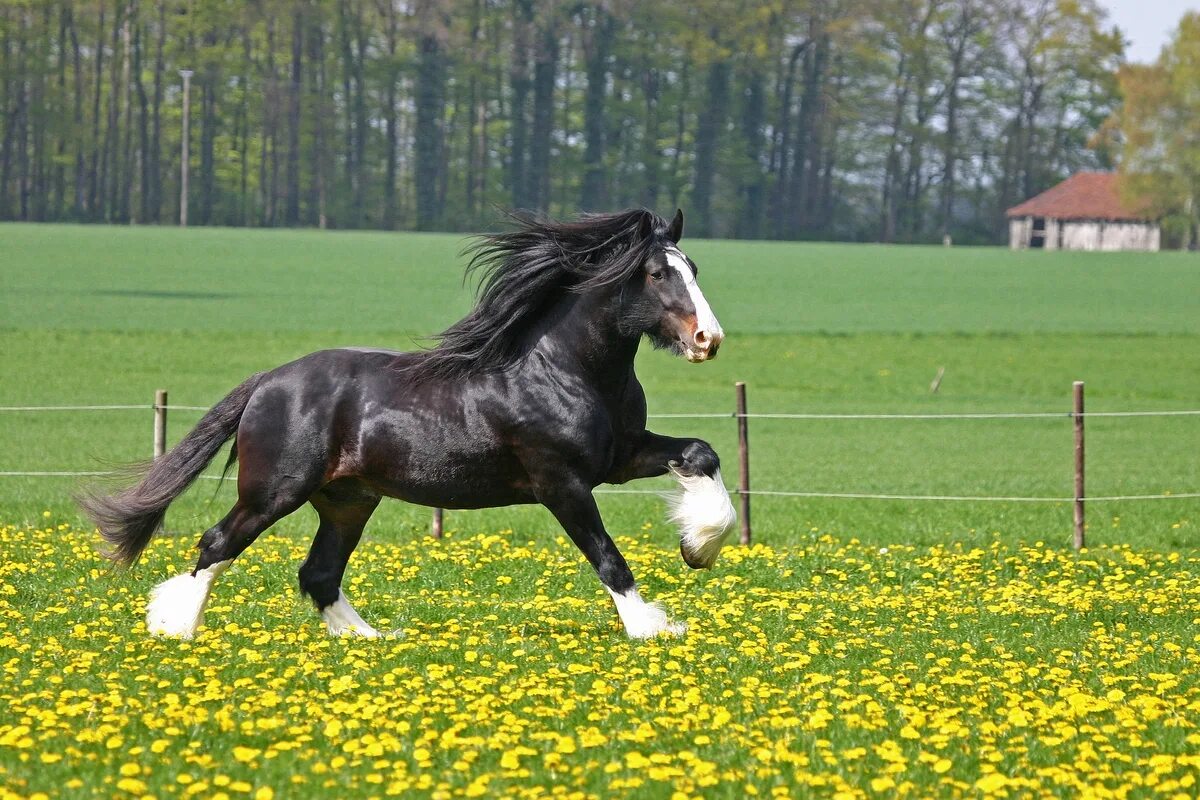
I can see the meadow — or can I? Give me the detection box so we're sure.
[1,224,1197,547]
[1,223,1198,798]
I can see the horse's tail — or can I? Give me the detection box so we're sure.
[78,373,265,567]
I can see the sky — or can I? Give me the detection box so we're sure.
[1102,0,1198,62]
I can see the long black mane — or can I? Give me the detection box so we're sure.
[407,208,670,381]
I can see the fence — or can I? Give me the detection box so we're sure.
[2,383,1198,550]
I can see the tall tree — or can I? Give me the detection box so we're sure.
[414,0,448,230]
[578,2,613,211]
[528,3,559,212]
[691,34,730,237]
[1114,12,1200,248]
[509,0,533,210]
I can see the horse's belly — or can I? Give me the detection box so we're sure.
[355,424,535,509]
[364,464,536,510]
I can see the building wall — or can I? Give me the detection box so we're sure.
[1060,221,1160,251]
[1009,216,1160,251]
[1044,219,1061,250]
[1009,218,1031,250]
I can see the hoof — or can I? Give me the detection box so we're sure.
[626,612,687,639]
[320,590,380,638]
[669,467,736,569]
[608,587,687,639]
[145,561,230,639]
[326,623,381,639]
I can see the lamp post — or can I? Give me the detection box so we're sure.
[179,69,194,227]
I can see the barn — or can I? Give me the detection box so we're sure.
[1006,172,1160,252]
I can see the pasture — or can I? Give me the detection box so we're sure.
[1,223,1199,797]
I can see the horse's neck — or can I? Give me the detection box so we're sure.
[533,289,639,387]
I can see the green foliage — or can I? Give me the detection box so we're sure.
[1114,12,1200,248]
[0,0,1129,242]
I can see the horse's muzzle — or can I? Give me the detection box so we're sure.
[684,329,723,362]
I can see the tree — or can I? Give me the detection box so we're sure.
[577,2,614,211]
[0,0,1129,244]
[1114,12,1200,248]
[414,0,448,230]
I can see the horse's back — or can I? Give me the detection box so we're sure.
[237,347,534,509]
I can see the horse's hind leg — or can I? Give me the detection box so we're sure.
[299,482,381,637]
[145,474,321,639]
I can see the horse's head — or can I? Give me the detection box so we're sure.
[627,210,725,363]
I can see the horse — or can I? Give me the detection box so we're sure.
[80,208,735,640]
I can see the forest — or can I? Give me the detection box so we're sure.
[0,0,1126,243]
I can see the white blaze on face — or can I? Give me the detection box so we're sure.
[664,246,723,359]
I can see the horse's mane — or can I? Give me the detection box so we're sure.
[404,208,670,382]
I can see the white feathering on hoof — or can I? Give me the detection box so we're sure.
[607,587,687,639]
[668,467,737,568]
[145,560,231,639]
[321,590,381,638]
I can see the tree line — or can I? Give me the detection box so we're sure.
[0,0,1124,243]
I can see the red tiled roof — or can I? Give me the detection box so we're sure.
[1005,172,1152,222]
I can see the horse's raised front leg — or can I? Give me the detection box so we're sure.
[536,480,685,639]
[608,432,737,569]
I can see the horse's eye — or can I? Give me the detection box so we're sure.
[650,270,665,281]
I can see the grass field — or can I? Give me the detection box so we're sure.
[1,223,1199,798]
[1,223,1197,547]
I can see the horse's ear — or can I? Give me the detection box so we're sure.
[668,209,684,243]
[638,210,655,241]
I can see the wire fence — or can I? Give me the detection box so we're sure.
[0,470,1196,505]
[7,404,1200,419]
[2,385,1198,548]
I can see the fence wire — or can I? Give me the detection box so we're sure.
[3,470,1196,505]
[5,404,1200,419]
[2,400,1198,505]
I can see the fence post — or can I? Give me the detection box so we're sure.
[153,389,168,460]
[431,507,444,539]
[736,381,751,545]
[1073,381,1085,550]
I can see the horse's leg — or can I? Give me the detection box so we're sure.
[537,481,685,639]
[299,483,381,638]
[608,432,736,569]
[608,431,720,482]
[145,440,327,639]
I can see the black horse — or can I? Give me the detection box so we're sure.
[81,208,734,640]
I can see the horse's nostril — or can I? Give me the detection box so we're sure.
[693,330,710,347]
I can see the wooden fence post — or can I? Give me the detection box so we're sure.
[736,381,751,545]
[154,389,168,460]
[1073,381,1085,550]
[431,507,444,539]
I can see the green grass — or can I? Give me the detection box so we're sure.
[1,223,1197,549]
[4,223,1200,335]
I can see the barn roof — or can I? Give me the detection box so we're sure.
[1005,172,1152,222]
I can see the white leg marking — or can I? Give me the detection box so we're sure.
[669,467,737,568]
[145,559,231,639]
[321,590,380,638]
[607,586,686,639]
